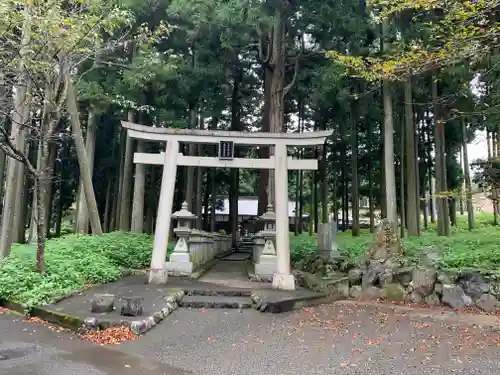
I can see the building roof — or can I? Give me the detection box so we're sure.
[211,197,307,218]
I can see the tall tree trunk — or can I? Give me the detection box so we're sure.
[229,65,242,248]
[381,19,398,227]
[415,110,421,235]
[487,131,492,160]
[209,117,218,233]
[203,171,210,231]
[0,147,5,208]
[54,172,64,238]
[185,107,197,210]
[119,111,134,231]
[309,169,315,236]
[367,120,375,232]
[400,116,406,238]
[12,135,29,244]
[294,168,300,236]
[313,167,319,234]
[44,144,57,236]
[404,78,419,236]
[426,112,435,224]
[113,130,125,230]
[103,178,113,233]
[258,67,271,217]
[76,108,97,234]
[321,142,328,223]
[432,76,450,236]
[66,75,103,235]
[351,111,360,237]
[29,139,43,243]
[195,115,204,230]
[145,166,157,234]
[0,7,32,256]
[459,144,465,216]
[461,118,475,230]
[131,140,146,232]
[297,100,305,234]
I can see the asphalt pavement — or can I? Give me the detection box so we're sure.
[0,312,189,375]
[120,301,500,375]
[1,301,499,375]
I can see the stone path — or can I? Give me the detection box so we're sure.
[199,256,269,289]
[119,300,500,375]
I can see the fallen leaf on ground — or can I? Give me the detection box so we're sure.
[80,327,138,345]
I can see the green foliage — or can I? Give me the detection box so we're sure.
[290,214,500,275]
[0,232,172,309]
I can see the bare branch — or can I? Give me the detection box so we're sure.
[0,125,36,175]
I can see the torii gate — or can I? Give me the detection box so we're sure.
[121,121,332,290]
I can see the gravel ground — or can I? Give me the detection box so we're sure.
[119,301,500,375]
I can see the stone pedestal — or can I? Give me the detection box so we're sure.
[272,273,296,290]
[119,296,144,316]
[252,232,265,264]
[91,294,115,313]
[255,238,277,277]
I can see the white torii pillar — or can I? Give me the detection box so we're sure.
[272,143,295,290]
[149,139,179,284]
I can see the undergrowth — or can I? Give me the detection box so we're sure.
[0,232,173,308]
[290,213,500,276]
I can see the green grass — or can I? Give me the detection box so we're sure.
[290,213,500,276]
[0,232,174,308]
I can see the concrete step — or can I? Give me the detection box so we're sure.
[179,296,252,309]
[184,289,252,297]
[221,252,251,261]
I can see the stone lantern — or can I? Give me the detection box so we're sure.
[254,204,277,278]
[260,204,276,234]
[166,201,197,275]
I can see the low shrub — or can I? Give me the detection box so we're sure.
[0,231,173,308]
[290,214,500,275]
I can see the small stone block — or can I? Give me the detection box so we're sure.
[130,320,147,335]
[153,311,164,323]
[118,296,144,316]
[91,294,115,313]
[84,317,98,331]
[164,295,176,304]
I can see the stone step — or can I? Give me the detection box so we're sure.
[179,296,252,309]
[184,289,252,297]
[221,252,251,261]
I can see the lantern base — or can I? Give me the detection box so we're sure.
[255,255,277,277]
[148,268,168,284]
[166,253,194,275]
[272,273,295,291]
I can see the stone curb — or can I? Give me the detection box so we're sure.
[84,290,185,335]
[250,292,331,313]
[0,299,84,330]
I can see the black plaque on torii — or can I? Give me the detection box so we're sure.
[218,140,234,160]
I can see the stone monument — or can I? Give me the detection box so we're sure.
[317,219,340,260]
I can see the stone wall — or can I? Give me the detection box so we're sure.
[348,263,500,313]
[166,230,232,276]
